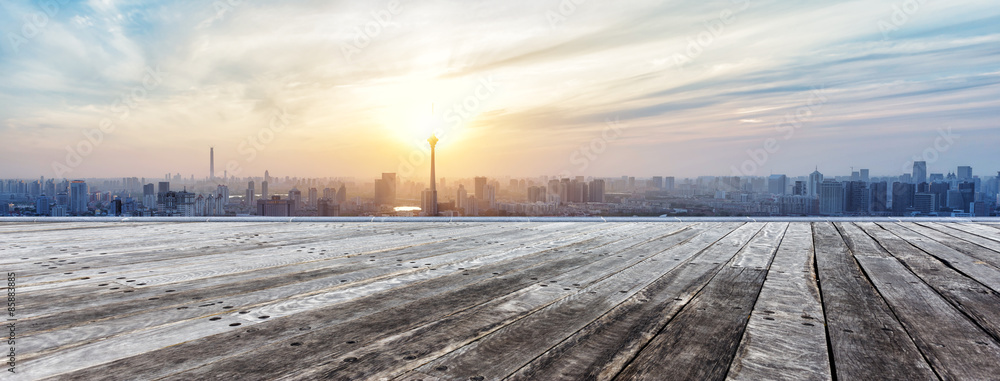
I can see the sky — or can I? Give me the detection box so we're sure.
[1,0,997,181]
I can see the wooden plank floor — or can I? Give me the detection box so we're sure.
[3,222,1000,380]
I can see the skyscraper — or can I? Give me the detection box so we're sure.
[892,182,915,215]
[844,181,869,214]
[375,173,397,206]
[860,169,870,182]
[869,182,888,213]
[808,168,823,197]
[36,195,51,216]
[913,161,927,184]
[336,184,347,204]
[457,184,468,211]
[210,147,215,180]
[246,181,255,204]
[70,180,88,215]
[261,181,269,200]
[663,177,675,191]
[958,166,972,181]
[427,135,439,217]
[913,193,937,215]
[589,179,606,203]
[819,180,844,215]
[474,177,488,199]
[288,188,302,210]
[768,174,788,195]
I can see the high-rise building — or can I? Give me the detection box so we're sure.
[527,186,546,203]
[427,135,439,217]
[484,184,497,210]
[70,180,88,215]
[844,181,869,214]
[792,181,807,196]
[374,173,397,206]
[912,161,927,184]
[808,168,823,197]
[246,181,255,204]
[317,198,338,216]
[288,188,302,210]
[869,182,888,213]
[308,188,318,208]
[913,193,937,215]
[36,195,51,216]
[377,173,397,206]
[768,174,788,195]
[860,169,870,182]
[589,179,606,203]
[892,182,915,215]
[651,176,663,189]
[261,181,269,200]
[257,196,296,217]
[457,185,468,211]
[210,147,215,180]
[929,182,949,211]
[474,177,488,199]
[958,182,976,209]
[958,166,972,181]
[664,177,675,191]
[336,184,347,204]
[819,180,844,215]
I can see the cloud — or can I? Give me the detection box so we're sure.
[0,0,997,179]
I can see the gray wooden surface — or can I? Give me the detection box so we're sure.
[2,222,999,380]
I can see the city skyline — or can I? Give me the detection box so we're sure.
[1,1,997,179]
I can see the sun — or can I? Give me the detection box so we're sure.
[368,79,466,150]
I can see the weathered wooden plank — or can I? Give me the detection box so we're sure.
[811,222,936,380]
[846,227,1000,379]
[902,223,1000,269]
[504,223,765,381]
[851,223,1000,347]
[15,223,491,291]
[15,223,566,321]
[38,224,666,380]
[158,223,706,381]
[613,223,783,380]
[726,223,830,381]
[18,224,603,358]
[918,222,1000,265]
[877,222,1000,293]
[291,223,734,381]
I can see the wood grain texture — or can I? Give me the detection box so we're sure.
[505,223,761,381]
[811,222,937,380]
[877,222,1000,293]
[43,224,656,380]
[726,223,830,381]
[852,222,1000,347]
[1,222,998,381]
[613,222,784,380]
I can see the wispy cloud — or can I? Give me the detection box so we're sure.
[0,0,997,179]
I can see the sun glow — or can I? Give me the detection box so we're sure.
[367,76,485,153]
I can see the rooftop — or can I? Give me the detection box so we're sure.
[4,219,1000,380]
